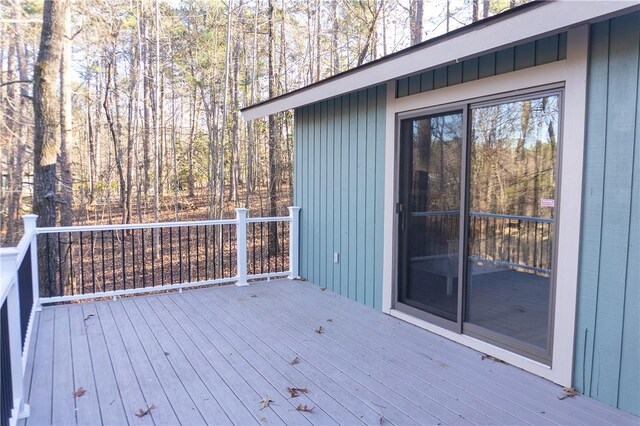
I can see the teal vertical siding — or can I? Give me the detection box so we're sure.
[396,33,567,98]
[575,12,640,416]
[294,85,386,309]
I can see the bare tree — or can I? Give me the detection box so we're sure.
[409,0,423,45]
[33,0,68,295]
[59,0,73,227]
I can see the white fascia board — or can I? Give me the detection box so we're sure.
[241,0,639,121]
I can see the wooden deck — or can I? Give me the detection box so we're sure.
[20,279,638,425]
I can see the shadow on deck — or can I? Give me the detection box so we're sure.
[20,280,638,425]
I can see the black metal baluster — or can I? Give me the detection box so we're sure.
[187,226,191,283]
[90,232,96,294]
[533,222,540,267]
[506,219,512,263]
[525,219,530,267]
[121,229,126,290]
[132,229,136,289]
[516,219,521,266]
[178,227,183,282]
[57,233,63,295]
[79,232,85,294]
[493,217,498,259]
[101,230,106,292]
[111,231,116,291]
[141,228,146,287]
[68,233,74,296]
[273,221,277,273]
[170,227,174,283]
[222,225,226,278]
[160,228,165,285]
[251,223,256,275]
[151,228,155,287]
[213,225,216,279]
[233,223,237,277]
[260,222,264,274]
[195,226,200,282]
[502,218,506,262]
[204,225,209,280]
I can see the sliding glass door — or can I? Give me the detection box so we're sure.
[396,90,561,362]
[397,110,463,327]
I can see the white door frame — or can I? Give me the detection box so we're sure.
[381,25,589,386]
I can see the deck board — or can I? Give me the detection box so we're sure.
[21,280,639,425]
[68,305,103,426]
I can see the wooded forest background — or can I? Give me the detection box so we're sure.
[0,0,528,246]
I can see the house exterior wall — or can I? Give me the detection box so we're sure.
[293,85,386,309]
[396,33,567,98]
[574,12,640,416]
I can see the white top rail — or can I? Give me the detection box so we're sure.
[36,218,239,234]
[15,229,35,266]
[0,248,18,307]
[246,216,291,223]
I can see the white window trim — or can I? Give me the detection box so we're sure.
[381,25,589,386]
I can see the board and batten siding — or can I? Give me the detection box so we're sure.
[396,33,567,98]
[294,85,386,309]
[574,12,640,416]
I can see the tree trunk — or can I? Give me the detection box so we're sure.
[59,0,73,227]
[268,0,278,256]
[153,0,160,224]
[409,0,423,45]
[33,0,67,296]
[218,0,233,218]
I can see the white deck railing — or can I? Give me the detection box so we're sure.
[1,215,38,425]
[0,207,300,425]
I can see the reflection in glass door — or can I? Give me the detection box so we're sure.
[396,91,561,363]
[397,111,463,325]
[465,94,559,361]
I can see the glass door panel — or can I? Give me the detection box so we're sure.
[398,111,463,323]
[465,94,559,358]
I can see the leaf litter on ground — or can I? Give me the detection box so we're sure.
[289,356,300,365]
[558,387,578,400]
[287,387,309,398]
[315,326,324,334]
[73,387,86,398]
[135,404,156,417]
[296,404,315,413]
[260,396,274,410]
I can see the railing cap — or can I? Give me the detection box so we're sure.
[0,247,19,264]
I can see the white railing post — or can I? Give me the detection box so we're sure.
[235,208,249,286]
[0,249,30,420]
[287,206,301,280]
[22,214,40,311]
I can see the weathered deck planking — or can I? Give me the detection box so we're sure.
[20,280,639,425]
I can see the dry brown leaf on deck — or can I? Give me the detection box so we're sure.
[481,354,505,363]
[289,356,300,365]
[287,387,309,398]
[315,326,324,334]
[164,352,170,356]
[558,387,578,400]
[73,387,86,398]
[83,314,94,321]
[379,415,385,425]
[260,396,274,410]
[135,404,156,417]
[259,416,267,422]
[296,404,315,413]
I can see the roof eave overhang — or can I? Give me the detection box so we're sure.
[241,1,640,121]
